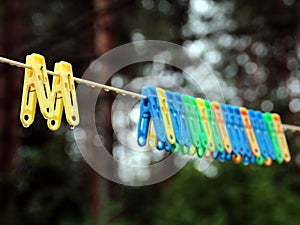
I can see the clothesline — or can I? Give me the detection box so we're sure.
[0,55,299,133]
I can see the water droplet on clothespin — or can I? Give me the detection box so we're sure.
[69,125,75,130]
[23,125,29,128]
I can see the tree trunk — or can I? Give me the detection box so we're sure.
[0,0,24,216]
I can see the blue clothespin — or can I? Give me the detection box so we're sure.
[221,104,240,156]
[173,93,193,147]
[165,91,182,144]
[256,111,276,161]
[232,106,251,164]
[137,86,170,151]
[248,110,269,159]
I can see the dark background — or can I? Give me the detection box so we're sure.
[0,0,300,224]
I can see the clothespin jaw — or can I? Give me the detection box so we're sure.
[211,102,232,154]
[272,113,291,163]
[20,53,52,127]
[47,61,79,131]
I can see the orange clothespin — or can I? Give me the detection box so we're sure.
[211,102,232,153]
[240,107,261,157]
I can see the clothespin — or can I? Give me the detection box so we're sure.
[272,113,291,163]
[196,98,215,157]
[20,53,53,127]
[239,107,261,158]
[221,104,243,163]
[263,113,283,164]
[172,93,193,147]
[182,95,208,157]
[204,100,224,153]
[232,106,251,164]
[211,102,232,154]
[248,110,271,166]
[47,61,79,131]
[156,88,176,144]
[137,86,171,151]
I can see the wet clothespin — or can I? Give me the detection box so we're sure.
[255,111,275,166]
[196,98,215,157]
[272,113,291,163]
[232,106,251,164]
[47,61,79,131]
[204,100,223,154]
[156,88,176,145]
[165,91,181,144]
[240,107,261,158]
[172,93,192,155]
[137,86,170,151]
[20,53,53,127]
[182,95,208,157]
[221,104,242,163]
[211,102,232,154]
[248,110,271,166]
[147,118,157,149]
[263,113,283,164]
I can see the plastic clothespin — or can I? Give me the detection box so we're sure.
[263,112,283,164]
[47,61,79,131]
[232,106,251,164]
[220,104,245,163]
[147,118,157,149]
[156,88,176,144]
[172,93,193,147]
[196,98,215,156]
[240,107,261,158]
[20,53,53,127]
[272,113,291,163]
[254,111,276,167]
[248,110,270,166]
[182,95,208,157]
[165,91,182,144]
[211,102,232,154]
[137,86,171,151]
[204,100,224,153]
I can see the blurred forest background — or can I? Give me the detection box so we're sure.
[1,0,300,224]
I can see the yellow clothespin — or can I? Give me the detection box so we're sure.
[272,113,291,163]
[156,88,176,144]
[20,53,52,127]
[47,61,79,131]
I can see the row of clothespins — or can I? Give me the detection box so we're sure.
[137,86,291,166]
[19,53,79,130]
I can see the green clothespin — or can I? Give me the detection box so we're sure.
[263,113,283,164]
